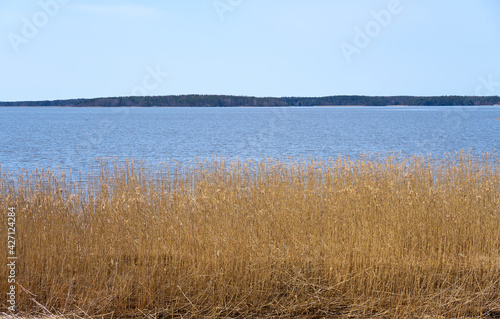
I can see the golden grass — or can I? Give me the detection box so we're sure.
[1,152,500,318]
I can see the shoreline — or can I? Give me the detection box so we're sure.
[1,95,500,108]
[1,104,498,108]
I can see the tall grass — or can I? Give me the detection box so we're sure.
[1,152,500,318]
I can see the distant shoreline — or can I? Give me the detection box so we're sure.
[0,104,500,109]
[1,94,499,107]
[313,105,409,107]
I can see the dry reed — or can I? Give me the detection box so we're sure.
[1,152,499,318]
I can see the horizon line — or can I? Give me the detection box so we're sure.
[2,94,500,104]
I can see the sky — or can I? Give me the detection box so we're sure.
[1,0,500,101]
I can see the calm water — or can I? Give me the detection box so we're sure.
[0,106,499,173]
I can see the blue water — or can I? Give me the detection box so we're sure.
[0,106,499,173]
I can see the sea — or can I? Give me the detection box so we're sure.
[0,106,499,173]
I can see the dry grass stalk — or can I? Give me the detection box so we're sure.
[1,152,499,318]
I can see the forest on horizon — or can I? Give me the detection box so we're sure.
[1,95,500,107]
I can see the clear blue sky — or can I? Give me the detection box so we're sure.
[1,0,500,101]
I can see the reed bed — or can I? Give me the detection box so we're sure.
[1,152,500,318]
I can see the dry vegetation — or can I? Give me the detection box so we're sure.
[1,152,500,318]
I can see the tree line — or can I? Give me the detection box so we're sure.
[1,95,499,107]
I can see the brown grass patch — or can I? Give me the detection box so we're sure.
[1,152,499,318]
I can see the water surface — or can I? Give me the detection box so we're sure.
[0,106,498,173]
